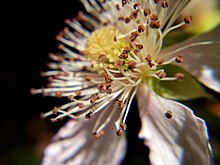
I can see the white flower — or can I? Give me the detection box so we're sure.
[31,0,220,165]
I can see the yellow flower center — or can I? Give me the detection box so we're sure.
[84,26,129,70]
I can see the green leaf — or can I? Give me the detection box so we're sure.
[147,64,212,100]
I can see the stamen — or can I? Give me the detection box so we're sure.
[165,110,173,119]
[175,55,184,63]
[175,73,185,80]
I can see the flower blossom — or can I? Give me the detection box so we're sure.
[31,0,220,164]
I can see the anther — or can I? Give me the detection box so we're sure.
[161,0,168,8]
[175,55,183,63]
[154,0,160,4]
[136,44,143,50]
[106,88,112,94]
[85,111,93,119]
[50,118,58,123]
[105,74,112,83]
[144,8,151,16]
[93,131,105,139]
[90,94,99,104]
[68,95,75,101]
[99,53,106,60]
[75,91,81,97]
[129,31,139,42]
[30,88,36,95]
[133,3,140,9]
[122,0,127,6]
[52,107,58,114]
[138,24,145,33]
[184,16,193,24]
[119,52,128,59]
[116,129,124,136]
[115,60,125,67]
[150,14,158,21]
[175,73,185,80]
[157,71,166,79]
[124,46,131,53]
[85,75,91,81]
[156,58,164,65]
[78,103,84,108]
[165,110,173,119]
[116,4,120,10]
[125,17,131,23]
[55,92,63,98]
[97,84,106,92]
[128,60,137,70]
[150,21,160,29]
[120,123,127,131]
[130,9,140,19]
[114,36,117,41]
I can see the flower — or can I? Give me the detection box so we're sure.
[31,0,220,165]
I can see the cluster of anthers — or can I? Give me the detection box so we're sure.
[31,0,192,138]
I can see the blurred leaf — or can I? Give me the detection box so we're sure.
[147,64,212,100]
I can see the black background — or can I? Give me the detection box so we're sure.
[1,0,150,164]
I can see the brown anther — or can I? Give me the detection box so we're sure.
[120,123,127,130]
[52,107,58,114]
[161,0,168,8]
[133,49,138,54]
[97,84,106,92]
[128,60,137,70]
[119,52,128,59]
[175,73,185,80]
[156,58,164,65]
[75,91,81,97]
[115,60,125,67]
[124,46,131,53]
[114,36,117,41]
[136,44,143,50]
[150,14,158,21]
[129,31,139,42]
[119,103,125,111]
[99,53,106,60]
[90,94,99,104]
[133,3,140,9]
[116,129,124,136]
[30,88,36,95]
[85,75,91,81]
[130,9,140,19]
[116,4,120,10]
[40,113,46,119]
[184,16,193,24]
[175,55,184,63]
[105,74,112,83]
[122,0,127,6]
[55,92,63,98]
[165,110,173,119]
[118,17,125,21]
[150,21,161,29]
[78,103,84,108]
[157,71,166,79]
[154,0,160,4]
[85,111,93,119]
[106,89,112,94]
[50,118,58,123]
[57,55,65,62]
[93,131,105,139]
[144,8,151,16]
[138,24,145,33]
[145,55,152,62]
[68,95,75,101]
[125,17,131,23]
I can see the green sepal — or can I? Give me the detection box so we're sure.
[147,64,213,100]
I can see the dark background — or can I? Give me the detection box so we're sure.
[1,0,220,165]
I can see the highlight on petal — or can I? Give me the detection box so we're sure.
[41,109,127,165]
[160,26,220,93]
[137,84,213,165]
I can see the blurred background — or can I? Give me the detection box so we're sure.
[1,0,220,165]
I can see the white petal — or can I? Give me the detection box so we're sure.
[137,84,213,165]
[41,112,127,165]
[161,26,220,93]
